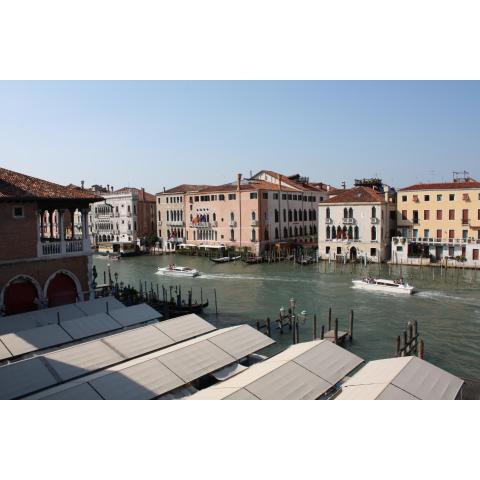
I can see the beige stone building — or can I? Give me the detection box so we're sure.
[393,178,480,266]
[318,186,396,263]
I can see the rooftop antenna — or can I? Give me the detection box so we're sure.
[341,181,346,189]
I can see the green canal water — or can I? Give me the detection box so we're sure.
[94,254,480,380]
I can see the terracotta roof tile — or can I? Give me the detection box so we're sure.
[0,167,102,202]
[399,181,480,191]
[157,184,209,195]
[322,186,385,204]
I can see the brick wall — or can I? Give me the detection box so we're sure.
[0,202,38,260]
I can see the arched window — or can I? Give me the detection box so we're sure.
[326,226,330,239]
[304,209,307,220]
[371,225,377,241]
[332,226,337,239]
[288,210,292,222]
[289,227,293,237]
[294,210,298,222]
[215,231,218,241]
[348,226,353,239]
[372,206,376,218]
[326,207,330,219]
[275,209,279,222]
[342,226,347,238]
[299,210,303,221]
[348,207,353,219]
[312,210,316,221]
[299,226,303,236]
[337,226,342,238]
[294,226,298,237]
[354,226,359,240]
[230,229,235,240]
[251,229,256,242]
[344,208,348,219]
[264,229,269,241]
[275,227,279,239]
[252,211,256,221]
[283,209,287,222]
[213,212,216,221]
[284,227,288,238]
[230,212,234,221]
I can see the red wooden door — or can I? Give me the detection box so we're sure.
[47,273,77,307]
[4,281,38,315]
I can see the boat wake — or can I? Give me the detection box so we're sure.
[198,273,314,284]
[415,290,480,306]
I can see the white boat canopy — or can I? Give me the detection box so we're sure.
[335,356,464,400]
[188,340,364,400]
[27,325,274,400]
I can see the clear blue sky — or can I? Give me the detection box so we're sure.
[1,81,479,194]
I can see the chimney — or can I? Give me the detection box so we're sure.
[163,187,166,193]
[141,187,145,201]
[237,173,242,190]
[81,180,85,190]
[384,185,390,202]
[111,186,114,192]
[107,184,110,192]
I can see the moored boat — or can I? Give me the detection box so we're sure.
[211,256,241,264]
[157,265,200,277]
[352,278,416,295]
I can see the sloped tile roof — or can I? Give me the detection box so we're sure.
[399,181,480,191]
[157,184,209,195]
[322,186,385,204]
[0,167,102,201]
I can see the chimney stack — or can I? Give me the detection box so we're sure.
[237,173,242,191]
[111,186,114,192]
[81,180,85,190]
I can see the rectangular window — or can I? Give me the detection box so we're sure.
[413,229,418,238]
[396,246,403,252]
[436,210,442,220]
[228,194,236,200]
[273,193,279,200]
[336,247,342,254]
[424,210,430,220]
[326,246,330,254]
[462,209,469,224]
[424,195,430,201]
[448,229,455,239]
[288,194,292,200]
[478,209,480,220]
[413,210,419,223]
[282,194,287,200]
[262,192,268,199]
[13,206,24,218]
[462,230,468,240]
[194,196,199,202]
[401,210,407,220]
[436,229,442,239]
[402,195,407,202]
[370,248,377,256]
[449,209,455,220]
[424,229,430,238]
[219,194,225,201]
[437,194,443,201]
[157,198,161,204]
[449,194,455,201]
[473,249,479,261]
[250,192,258,199]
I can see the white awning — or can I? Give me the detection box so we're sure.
[189,340,363,400]
[335,356,464,400]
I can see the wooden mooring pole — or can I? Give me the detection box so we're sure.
[328,307,332,331]
[348,310,354,341]
[214,288,218,316]
[313,314,317,340]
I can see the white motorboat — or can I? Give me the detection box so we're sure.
[157,266,200,277]
[352,278,416,295]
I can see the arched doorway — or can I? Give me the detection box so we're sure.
[3,278,40,315]
[349,246,358,262]
[46,272,78,307]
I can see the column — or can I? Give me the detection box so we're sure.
[81,209,91,251]
[59,209,66,253]
[36,209,43,257]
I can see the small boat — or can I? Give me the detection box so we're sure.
[210,256,241,264]
[108,253,121,261]
[157,266,200,277]
[352,278,416,295]
[296,256,314,265]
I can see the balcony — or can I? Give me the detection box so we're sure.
[342,218,355,225]
[462,218,470,226]
[371,217,380,224]
[251,220,258,227]
[167,220,185,227]
[325,218,333,224]
[190,222,213,228]
[39,239,90,257]
[229,220,237,227]
[393,236,480,246]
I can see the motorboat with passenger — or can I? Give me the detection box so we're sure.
[157,265,200,277]
[352,277,416,295]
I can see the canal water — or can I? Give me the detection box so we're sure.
[93,254,480,380]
